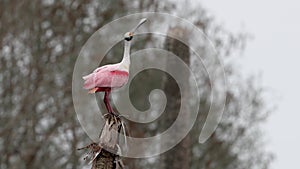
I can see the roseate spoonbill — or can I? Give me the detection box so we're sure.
[83,18,147,115]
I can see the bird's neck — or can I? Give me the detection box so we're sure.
[120,40,131,71]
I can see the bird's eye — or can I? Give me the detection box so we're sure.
[124,36,133,41]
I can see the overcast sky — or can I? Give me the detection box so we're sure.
[200,0,300,168]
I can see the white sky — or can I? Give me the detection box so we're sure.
[200,0,300,168]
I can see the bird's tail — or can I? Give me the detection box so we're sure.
[82,73,95,90]
[82,74,92,80]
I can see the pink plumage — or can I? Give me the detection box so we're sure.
[83,63,129,92]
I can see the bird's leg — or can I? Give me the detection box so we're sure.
[103,89,113,114]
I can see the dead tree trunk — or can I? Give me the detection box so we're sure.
[79,114,125,169]
[92,114,125,169]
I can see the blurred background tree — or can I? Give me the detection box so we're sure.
[0,0,273,169]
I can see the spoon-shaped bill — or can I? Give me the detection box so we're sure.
[132,18,147,33]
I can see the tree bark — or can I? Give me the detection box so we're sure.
[79,114,125,169]
[160,27,191,169]
[92,114,125,169]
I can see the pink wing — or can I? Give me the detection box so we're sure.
[83,64,129,90]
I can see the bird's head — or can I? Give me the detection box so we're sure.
[124,18,147,42]
[124,32,133,41]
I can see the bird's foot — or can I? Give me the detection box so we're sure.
[103,112,121,119]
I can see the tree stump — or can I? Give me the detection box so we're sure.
[92,114,125,169]
[79,114,125,169]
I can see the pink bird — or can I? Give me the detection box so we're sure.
[83,18,147,115]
